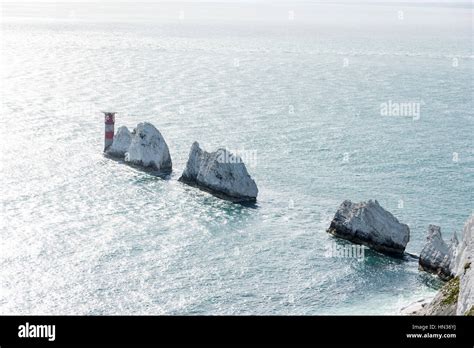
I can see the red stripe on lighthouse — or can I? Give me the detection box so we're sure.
[103,112,116,152]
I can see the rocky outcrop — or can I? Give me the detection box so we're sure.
[124,122,172,173]
[105,126,132,158]
[179,142,258,202]
[418,225,457,281]
[406,214,473,316]
[327,200,410,256]
[414,277,460,315]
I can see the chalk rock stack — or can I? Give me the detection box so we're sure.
[106,122,172,173]
[179,142,258,202]
[327,200,410,256]
[418,225,457,280]
[104,121,258,202]
[125,122,172,172]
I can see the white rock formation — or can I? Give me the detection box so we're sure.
[105,126,132,158]
[124,122,172,172]
[418,225,457,280]
[454,214,473,315]
[179,142,258,202]
[409,214,473,316]
[327,200,410,255]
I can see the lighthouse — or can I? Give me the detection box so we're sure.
[103,111,116,151]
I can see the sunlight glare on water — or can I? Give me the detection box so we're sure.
[0,1,472,314]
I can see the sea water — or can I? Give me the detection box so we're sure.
[1,1,472,314]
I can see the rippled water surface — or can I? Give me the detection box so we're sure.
[1,1,473,314]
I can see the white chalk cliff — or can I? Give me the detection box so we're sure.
[105,126,132,158]
[402,215,473,316]
[453,214,473,315]
[327,200,410,255]
[124,122,172,172]
[179,142,258,202]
